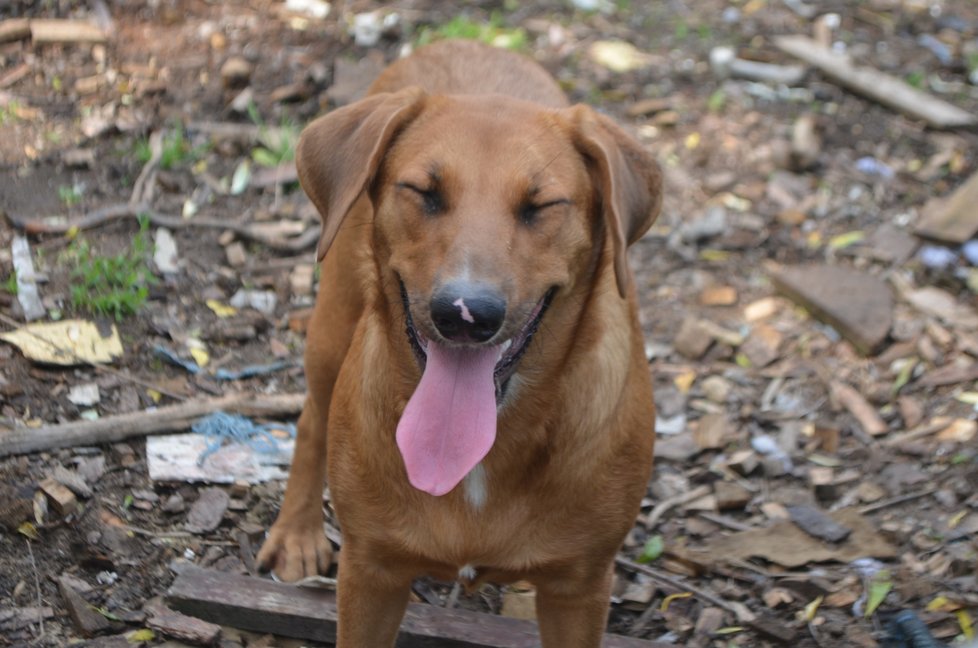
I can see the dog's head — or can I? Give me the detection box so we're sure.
[296,86,661,495]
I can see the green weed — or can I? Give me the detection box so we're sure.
[905,71,925,89]
[416,12,527,51]
[65,216,157,321]
[135,122,209,170]
[247,103,299,168]
[1,272,17,295]
[58,183,84,207]
[0,100,22,125]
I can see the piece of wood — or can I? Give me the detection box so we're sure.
[770,264,892,355]
[714,481,752,511]
[916,170,978,243]
[0,393,304,458]
[829,381,888,436]
[39,477,78,516]
[774,35,977,129]
[167,565,667,648]
[30,19,106,44]
[147,604,221,645]
[0,18,31,43]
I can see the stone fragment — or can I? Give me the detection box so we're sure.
[770,264,892,354]
[185,488,229,533]
[59,576,113,637]
[673,317,714,359]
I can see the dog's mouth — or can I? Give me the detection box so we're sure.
[394,280,555,497]
[399,281,555,402]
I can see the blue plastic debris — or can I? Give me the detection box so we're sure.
[962,240,978,266]
[855,156,895,180]
[917,34,952,66]
[192,411,296,466]
[153,345,295,381]
[918,245,959,270]
[882,609,947,648]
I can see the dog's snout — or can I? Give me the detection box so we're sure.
[430,283,506,343]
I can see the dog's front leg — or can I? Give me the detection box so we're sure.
[535,562,615,648]
[336,543,413,647]
[256,398,333,581]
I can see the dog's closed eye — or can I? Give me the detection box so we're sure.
[398,182,444,216]
[517,199,571,226]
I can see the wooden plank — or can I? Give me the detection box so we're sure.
[915,169,978,243]
[30,19,106,45]
[0,393,304,458]
[166,565,668,648]
[0,18,31,43]
[774,35,977,129]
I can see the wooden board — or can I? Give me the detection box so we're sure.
[30,19,106,44]
[774,35,977,129]
[915,169,978,244]
[166,565,669,648]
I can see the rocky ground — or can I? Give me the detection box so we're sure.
[1,0,977,646]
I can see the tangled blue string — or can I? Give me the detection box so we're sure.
[192,411,297,466]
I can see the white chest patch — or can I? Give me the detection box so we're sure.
[463,463,488,510]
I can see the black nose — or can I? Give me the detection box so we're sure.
[430,282,506,343]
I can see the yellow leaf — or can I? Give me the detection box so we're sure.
[0,319,124,365]
[803,595,824,622]
[806,231,822,248]
[828,230,865,249]
[660,591,692,612]
[715,626,744,635]
[685,132,701,150]
[205,299,237,318]
[189,346,209,368]
[127,628,156,643]
[957,610,974,640]
[699,249,730,262]
[926,595,958,613]
[18,522,39,540]
[674,369,696,394]
[954,392,978,405]
[146,389,162,404]
[948,510,968,529]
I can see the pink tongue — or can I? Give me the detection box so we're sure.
[396,342,501,496]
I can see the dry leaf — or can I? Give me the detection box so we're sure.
[0,319,124,365]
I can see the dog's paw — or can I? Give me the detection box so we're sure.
[256,520,334,582]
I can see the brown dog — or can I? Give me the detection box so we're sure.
[257,39,661,646]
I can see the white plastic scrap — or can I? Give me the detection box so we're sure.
[11,236,45,321]
[751,433,793,471]
[284,0,330,20]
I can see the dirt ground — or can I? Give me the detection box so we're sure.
[1,0,977,646]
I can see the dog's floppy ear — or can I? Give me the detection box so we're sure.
[562,105,662,298]
[296,86,426,260]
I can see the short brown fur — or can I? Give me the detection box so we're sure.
[257,40,661,647]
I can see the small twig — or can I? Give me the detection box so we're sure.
[881,421,949,447]
[122,523,193,539]
[697,511,752,532]
[445,582,462,609]
[640,484,711,529]
[8,203,319,253]
[858,487,937,514]
[0,312,187,401]
[130,130,162,206]
[25,539,44,638]
[616,556,735,614]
